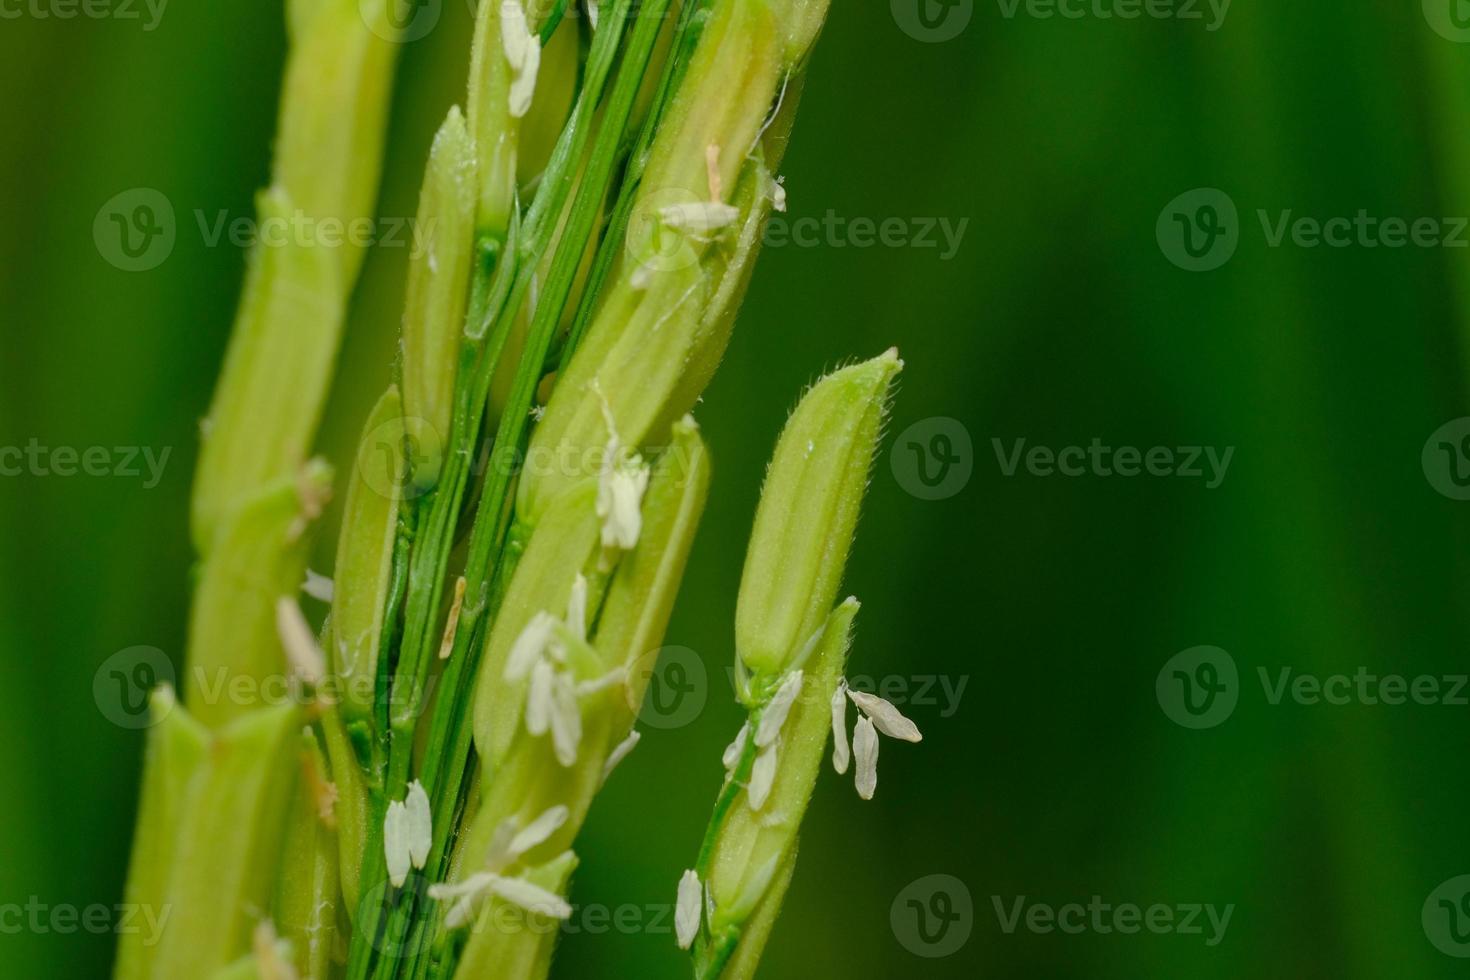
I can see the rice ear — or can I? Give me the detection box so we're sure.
[114,688,209,980]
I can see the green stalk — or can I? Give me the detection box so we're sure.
[192,0,400,558]
[273,729,341,978]
[335,4,838,979]
[363,6,680,975]
[346,6,644,976]
[119,4,400,975]
[398,4,834,978]
[382,0,635,801]
[113,690,208,980]
[442,421,710,978]
[150,703,303,977]
[417,0,680,814]
[376,6,835,980]
[516,0,826,526]
[686,353,903,980]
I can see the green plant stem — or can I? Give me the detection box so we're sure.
[422,0,678,809]
[411,2,677,967]
[346,232,515,980]
[690,716,758,979]
[351,6,654,977]
[382,3,683,973]
[695,723,759,877]
[384,0,634,798]
[557,0,714,369]
[695,932,741,980]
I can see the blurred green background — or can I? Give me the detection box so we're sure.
[6,0,1470,976]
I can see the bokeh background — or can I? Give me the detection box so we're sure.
[5,0,1470,976]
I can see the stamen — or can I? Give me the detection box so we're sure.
[549,672,582,766]
[526,659,555,736]
[406,780,432,869]
[830,679,850,775]
[853,716,879,801]
[505,612,557,681]
[601,730,641,786]
[302,569,335,602]
[722,722,750,772]
[658,201,740,235]
[706,143,723,203]
[438,576,468,660]
[755,670,803,747]
[275,597,325,686]
[675,870,701,950]
[509,805,570,858]
[575,667,625,698]
[748,742,778,810]
[847,689,922,743]
[384,801,410,887]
